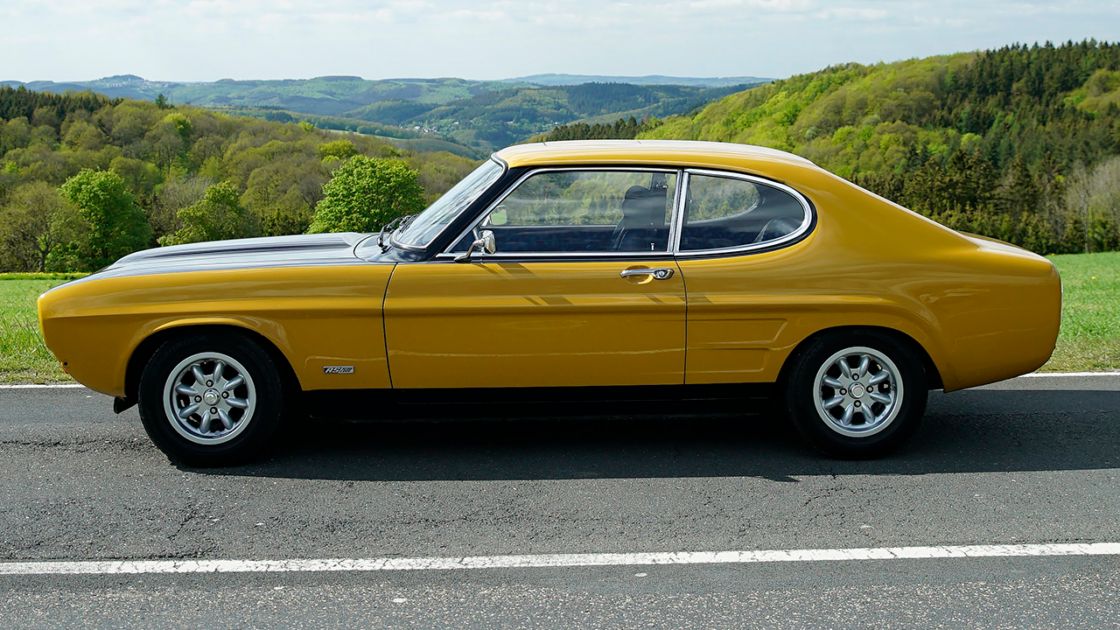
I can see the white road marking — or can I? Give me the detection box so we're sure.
[1,543,1118,576]
[2,371,1119,391]
[1019,372,1120,377]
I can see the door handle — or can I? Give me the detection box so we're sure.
[620,268,675,280]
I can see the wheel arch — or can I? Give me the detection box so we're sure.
[777,325,943,391]
[124,322,301,403]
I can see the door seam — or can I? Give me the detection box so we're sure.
[676,257,688,387]
[381,262,398,390]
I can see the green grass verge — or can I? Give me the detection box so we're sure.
[1040,251,1120,372]
[0,272,88,281]
[0,253,1115,385]
[0,276,84,384]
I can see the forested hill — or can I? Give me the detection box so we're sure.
[501,74,771,87]
[631,41,1120,254]
[0,86,479,271]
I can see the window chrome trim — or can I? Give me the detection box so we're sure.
[391,157,508,253]
[667,171,688,255]
[389,234,426,252]
[671,168,815,257]
[436,166,683,260]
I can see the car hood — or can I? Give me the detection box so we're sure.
[92,233,372,280]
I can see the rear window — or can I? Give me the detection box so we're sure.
[680,174,807,251]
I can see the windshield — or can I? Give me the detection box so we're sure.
[392,159,505,249]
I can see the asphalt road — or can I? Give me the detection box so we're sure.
[1,375,1118,629]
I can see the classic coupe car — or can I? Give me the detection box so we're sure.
[38,140,1062,465]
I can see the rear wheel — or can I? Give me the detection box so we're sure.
[784,330,927,459]
[138,331,287,466]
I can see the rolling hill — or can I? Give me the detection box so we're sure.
[501,74,771,87]
[0,75,518,117]
[542,41,1120,255]
[1,74,768,152]
[378,82,762,149]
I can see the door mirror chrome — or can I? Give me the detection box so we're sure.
[455,230,497,262]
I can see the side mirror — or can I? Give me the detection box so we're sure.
[454,230,496,263]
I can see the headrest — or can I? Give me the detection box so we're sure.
[625,185,650,199]
[620,186,665,225]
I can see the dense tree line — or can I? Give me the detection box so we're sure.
[0,86,117,127]
[642,40,1120,254]
[0,86,478,272]
[538,116,658,142]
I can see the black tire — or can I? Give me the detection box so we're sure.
[783,330,927,459]
[138,331,287,467]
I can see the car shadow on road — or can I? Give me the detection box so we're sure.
[197,389,1120,482]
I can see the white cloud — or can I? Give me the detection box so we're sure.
[687,0,815,10]
[816,6,889,20]
[443,8,507,21]
[391,0,433,10]
[914,15,971,27]
[1,0,1118,82]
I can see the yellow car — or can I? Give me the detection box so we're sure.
[38,140,1062,465]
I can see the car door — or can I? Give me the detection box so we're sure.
[383,168,687,390]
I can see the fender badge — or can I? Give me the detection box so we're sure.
[323,366,355,374]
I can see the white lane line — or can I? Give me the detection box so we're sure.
[1020,372,1120,377]
[2,543,1118,576]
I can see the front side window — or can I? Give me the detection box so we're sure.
[679,173,807,251]
[393,159,505,249]
[452,170,677,254]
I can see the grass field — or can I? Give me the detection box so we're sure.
[1,253,1117,385]
[1043,251,1120,372]
[0,273,87,384]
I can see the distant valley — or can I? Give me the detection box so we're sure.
[1,74,771,153]
[499,73,771,87]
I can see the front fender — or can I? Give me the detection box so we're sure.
[38,265,395,397]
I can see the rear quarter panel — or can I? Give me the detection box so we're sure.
[678,166,1061,391]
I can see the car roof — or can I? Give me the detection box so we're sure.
[493,140,820,173]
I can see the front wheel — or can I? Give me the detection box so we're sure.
[137,331,287,466]
[784,331,927,459]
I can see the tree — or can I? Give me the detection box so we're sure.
[62,119,108,151]
[0,88,481,270]
[0,182,85,272]
[155,93,170,110]
[160,182,256,246]
[145,112,194,175]
[1063,156,1120,253]
[151,174,212,240]
[307,156,425,234]
[60,169,151,269]
[162,112,193,141]
[110,156,162,200]
[318,139,358,162]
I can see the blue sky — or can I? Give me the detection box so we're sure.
[2,0,1119,82]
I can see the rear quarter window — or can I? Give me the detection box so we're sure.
[680,173,808,251]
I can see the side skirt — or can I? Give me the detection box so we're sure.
[303,383,778,422]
